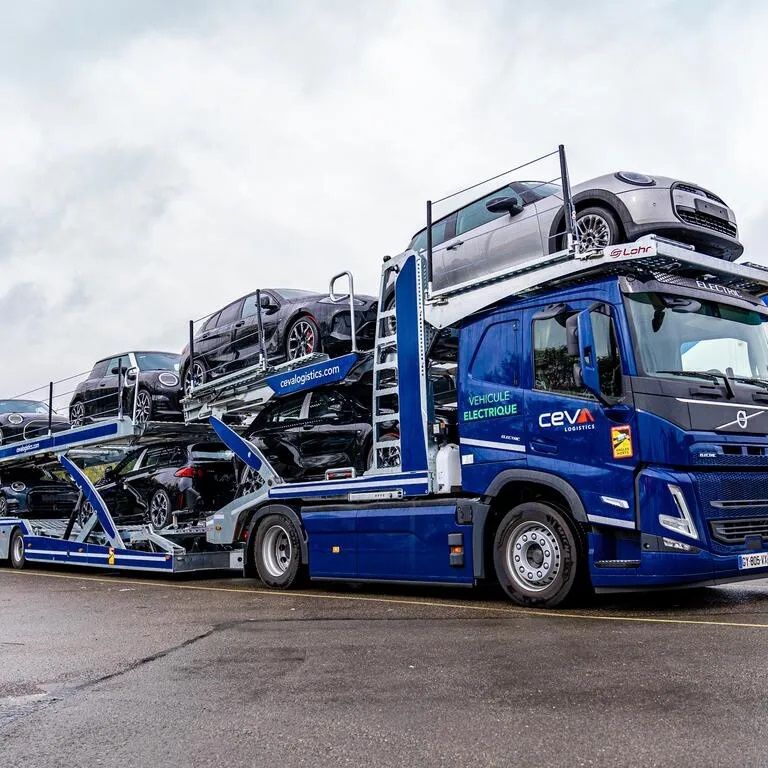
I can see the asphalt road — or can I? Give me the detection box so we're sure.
[3,567,768,767]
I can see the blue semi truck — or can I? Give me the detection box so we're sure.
[4,173,768,607]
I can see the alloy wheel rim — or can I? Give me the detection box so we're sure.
[135,391,152,425]
[577,214,611,249]
[184,362,205,395]
[78,501,94,527]
[262,524,292,577]
[506,521,561,592]
[150,492,170,528]
[287,321,316,359]
[240,467,265,497]
[71,402,85,426]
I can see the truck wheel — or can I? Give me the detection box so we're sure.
[252,514,303,588]
[10,529,26,569]
[493,502,582,607]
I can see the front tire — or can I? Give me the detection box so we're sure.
[252,513,304,588]
[286,316,321,361]
[134,389,153,426]
[238,465,265,497]
[493,502,584,607]
[575,206,621,251]
[10,529,26,569]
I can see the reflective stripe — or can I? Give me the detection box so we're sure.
[460,438,526,453]
[587,514,635,530]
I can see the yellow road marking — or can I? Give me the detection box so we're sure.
[6,569,768,629]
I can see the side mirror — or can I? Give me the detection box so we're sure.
[103,468,116,482]
[125,366,138,381]
[259,295,277,311]
[486,196,524,216]
[576,310,601,398]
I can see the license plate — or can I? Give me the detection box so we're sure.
[738,552,768,570]
[694,197,728,220]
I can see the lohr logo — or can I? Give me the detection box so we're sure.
[539,408,595,431]
[609,244,652,258]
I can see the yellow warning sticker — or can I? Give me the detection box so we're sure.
[611,425,633,459]
[108,547,116,566]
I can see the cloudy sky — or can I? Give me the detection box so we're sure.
[1,0,766,401]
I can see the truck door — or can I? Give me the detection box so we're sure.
[524,301,638,529]
[458,311,526,473]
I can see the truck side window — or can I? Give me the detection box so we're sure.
[470,321,519,385]
[533,316,586,396]
[592,311,623,397]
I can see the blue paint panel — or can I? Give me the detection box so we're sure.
[265,353,361,396]
[395,256,428,473]
[0,420,122,461]
[356,504,473,583]
[303,509,357,578]
[268,472,430,500]
[211,417,265,471]
[23,535,175,571]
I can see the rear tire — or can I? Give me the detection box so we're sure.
[70,399,86,427]
[252,513,304,588]
[493,502,584,607]
[183,360,207,396]
[148,489,172,529]
[10,528,26,569]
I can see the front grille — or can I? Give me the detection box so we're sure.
[27,491,78,516]
[711,518,768,545]
[674,183,725,205]
[692,471,768,551]
[677,208,737,237]
[692,444,768,468]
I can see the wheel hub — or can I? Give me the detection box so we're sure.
[288,321,316,359]
[262,524,292,578]
[577,214,611,249]
[506,521,561,592]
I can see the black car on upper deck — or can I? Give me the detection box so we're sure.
[0,399,69,445]
[179,288,377,394]
[69,351,182,426]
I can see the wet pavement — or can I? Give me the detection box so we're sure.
[2,565,768,767]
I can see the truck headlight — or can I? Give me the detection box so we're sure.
[659,484,699,541]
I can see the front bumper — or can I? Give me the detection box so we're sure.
[616,186,743,260]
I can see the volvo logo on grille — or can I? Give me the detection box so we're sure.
[737,410,749,429]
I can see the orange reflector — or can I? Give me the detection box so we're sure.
[450,546,463,554]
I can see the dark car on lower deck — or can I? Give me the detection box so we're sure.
[81,441,237,529]
[0,465,79,518]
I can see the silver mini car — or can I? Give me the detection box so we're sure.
[410,172,742,293]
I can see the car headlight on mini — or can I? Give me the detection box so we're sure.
[615,171,656,187]
[158,372,179,387]
[659,484,699,540]
[10,482,26,493]
[8,414,24,425]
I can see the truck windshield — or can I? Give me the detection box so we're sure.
[624,292,768,381]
